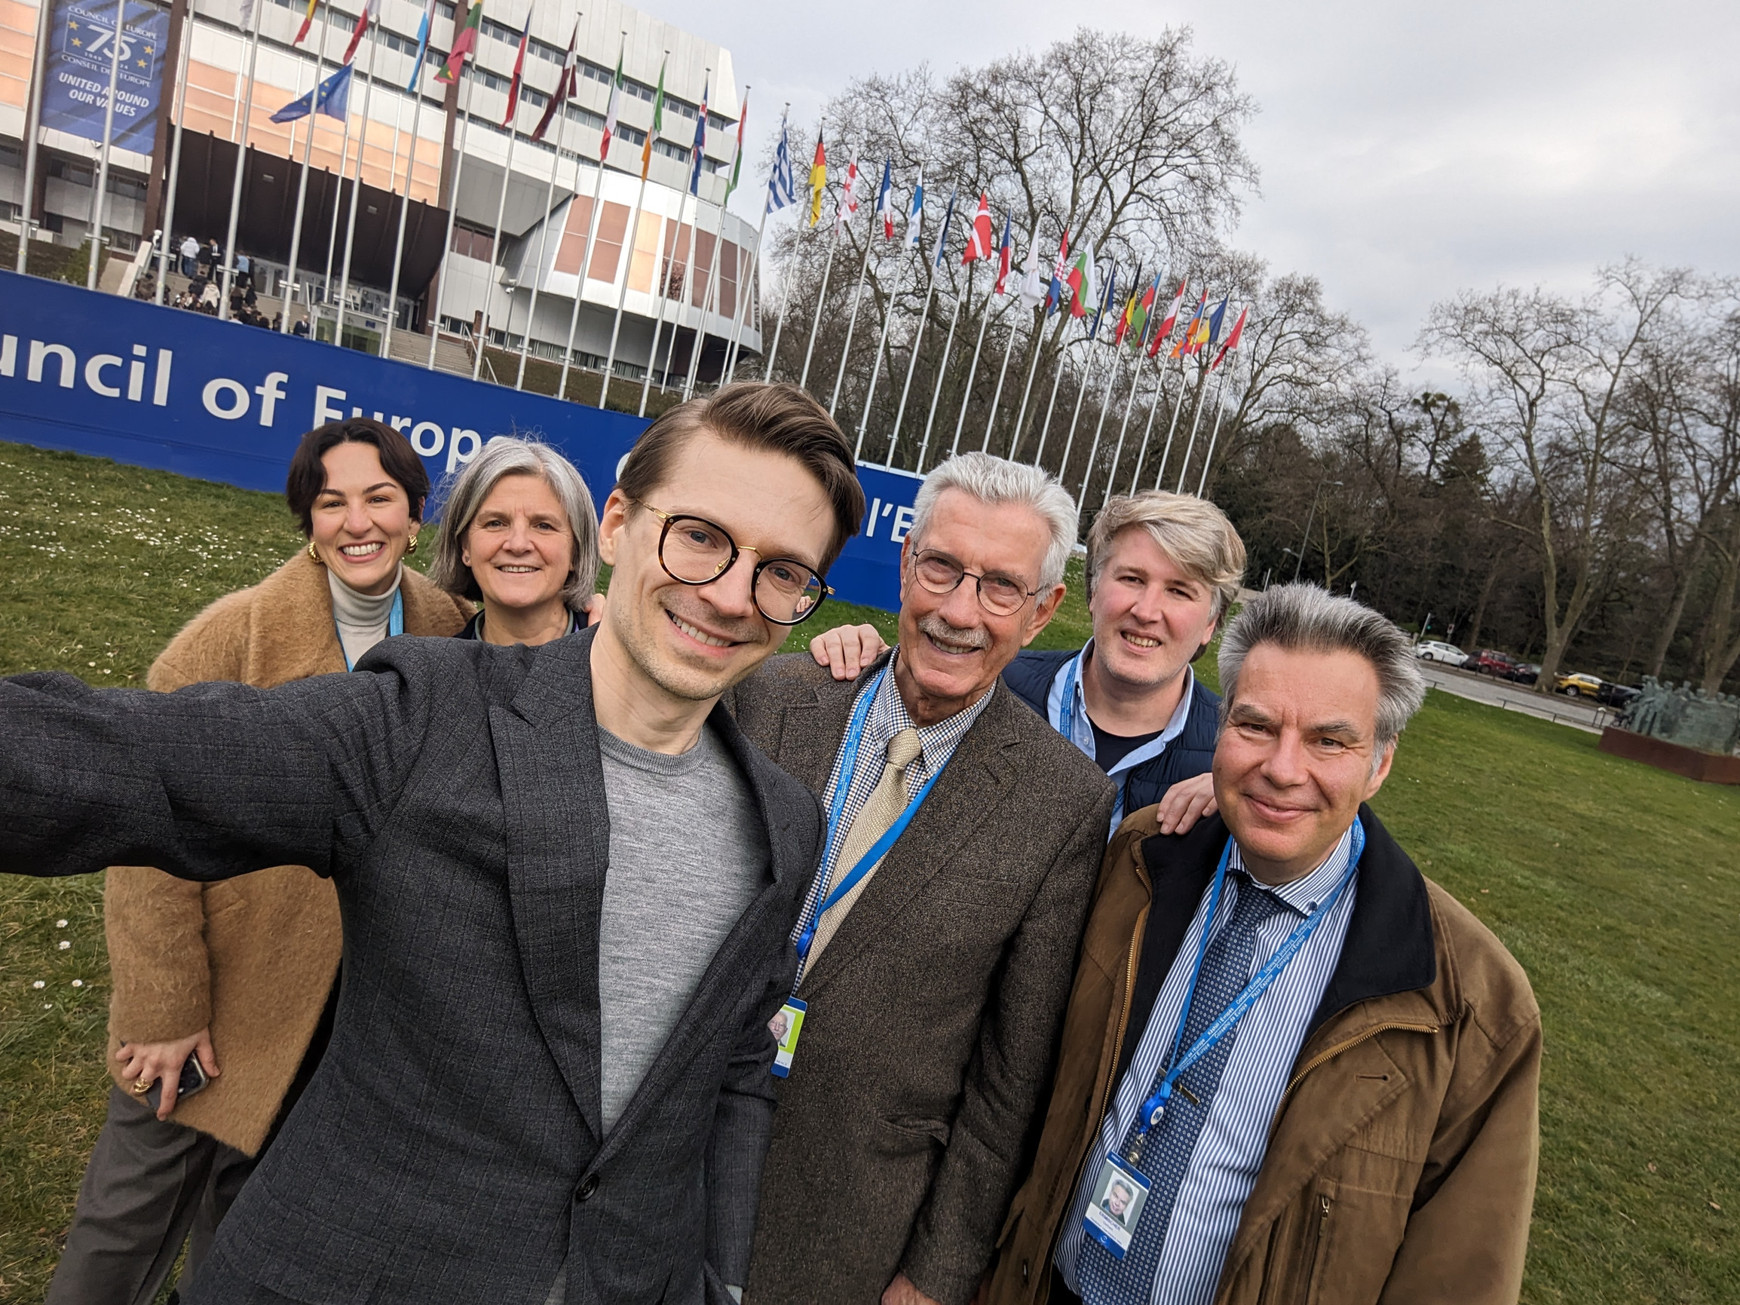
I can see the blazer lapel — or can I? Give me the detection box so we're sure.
[798,686,1021,1000]
[491,630,609,1142]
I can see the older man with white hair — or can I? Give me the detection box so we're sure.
[985,584,1541,1305]
[728,453,1116,1305]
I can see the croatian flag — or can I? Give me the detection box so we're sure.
[1149,277,1188,357]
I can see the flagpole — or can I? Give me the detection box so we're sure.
[281,0,334,331]
[1031,326,1079,470]
[852,253,900,460]
[654,188,701,404]
[515,75,577,389]
[979,305,1021,452]
[886,200,948,466]
[86,0,129,289]
[638,183,689,413]
[152,7,195,298]
[557,146,609,401]
[318,84,358,321]
[757,241,797,380]
[827,206,875,415]
[1075,346,1123,502]
[797,201,843,392]
[684,195,726,399]
[473,101,521,381]
[14,0,53,274]
[949,285,999,458]
[425,67,477,361]
[1008,315,1046,460]
[597,166,650,407]
[1100,347,1148,507]
[1168,362,1212,491]
[1126,354,1166,490]
[722,188,771,384]
[381,67,426,356]
[1195,364,1235,496]
[1054,342,1102,485]
[915,261,969,473]
[333,22,382,346]
[213,0,261,312]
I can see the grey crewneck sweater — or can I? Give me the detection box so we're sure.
[327,566,403,667]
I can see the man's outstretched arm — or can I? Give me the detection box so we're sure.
[1,667,403,882]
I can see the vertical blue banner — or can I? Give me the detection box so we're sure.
[39,0,169,154]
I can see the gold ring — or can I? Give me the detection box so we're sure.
[131,1078,151,1095]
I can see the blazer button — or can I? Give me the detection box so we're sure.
[578,1174,599,1202]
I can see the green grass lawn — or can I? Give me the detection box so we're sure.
[0,440,1734,1302]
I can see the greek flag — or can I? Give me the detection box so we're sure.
[768,116,795,211]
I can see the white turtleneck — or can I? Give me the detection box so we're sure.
[327,566,403,668]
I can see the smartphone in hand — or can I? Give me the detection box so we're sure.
[120,1044,212,1112]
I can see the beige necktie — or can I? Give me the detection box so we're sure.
[807,727,924,966]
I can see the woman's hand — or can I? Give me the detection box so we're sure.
[116,1029,220,1120]
[809,624,889,680]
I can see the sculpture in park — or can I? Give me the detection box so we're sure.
[1619,678,1740,755]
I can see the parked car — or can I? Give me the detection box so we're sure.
[1469,649,1521,676]
[1503,662,1542,685]
[1555,672,1603,699]
[1599,682,1641,708]
[1414,640,1469,666]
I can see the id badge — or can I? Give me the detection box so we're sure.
[1081,1154,1151,1260]
[769,999,807,1078]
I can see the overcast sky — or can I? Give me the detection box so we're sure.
[658,0,1738,379]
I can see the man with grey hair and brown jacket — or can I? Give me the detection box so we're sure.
[986,583,1540,1305]
[728,452,1115,1305]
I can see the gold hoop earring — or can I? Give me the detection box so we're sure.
[405,535,419,556]
[307,540,321,564]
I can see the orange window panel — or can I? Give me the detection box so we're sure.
[552,194,593,275]
[626,209,659,294]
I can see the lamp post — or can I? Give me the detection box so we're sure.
[1293,476,1342,583]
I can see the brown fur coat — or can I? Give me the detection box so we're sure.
[104,551,473,1154]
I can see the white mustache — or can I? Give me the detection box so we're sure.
[918,614,990,650]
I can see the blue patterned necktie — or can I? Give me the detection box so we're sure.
[1077,874,1296,1304]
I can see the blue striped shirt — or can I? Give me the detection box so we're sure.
[1056,824,1359,1305]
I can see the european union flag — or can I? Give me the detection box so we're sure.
[271,62,353,124]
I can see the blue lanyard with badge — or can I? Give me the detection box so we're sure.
[1079,819,1364,1261]
[335,589,405,671]
[771,663,948,1078]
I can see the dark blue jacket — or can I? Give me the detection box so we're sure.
[1001,647,1220,815]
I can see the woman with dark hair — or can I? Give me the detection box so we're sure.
[428,435,603,645]
[45,419,473,1305]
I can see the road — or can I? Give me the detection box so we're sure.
[1414,662,1616,735]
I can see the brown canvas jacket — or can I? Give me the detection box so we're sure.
[104,552,473,1153]
[986,803,1540,1305]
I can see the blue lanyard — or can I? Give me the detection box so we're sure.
[795,665,948,961]
[336,588,405,671]
[1130,818,1364,1142]
[1053,651,1082,738]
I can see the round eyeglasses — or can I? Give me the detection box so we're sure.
[910,549,1040,617]
[638,504,832,626]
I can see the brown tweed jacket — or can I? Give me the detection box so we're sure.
[103,551,472,1153]
[729,652,1115,1305]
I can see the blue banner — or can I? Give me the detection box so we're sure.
[0,271,914,612]
[39,0,169,155]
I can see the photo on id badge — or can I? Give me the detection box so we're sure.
[770,999,806,1078]
[1084,1156,1150,1256]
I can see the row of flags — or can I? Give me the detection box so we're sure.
[769,122,1252,372]
[270,1,744,202]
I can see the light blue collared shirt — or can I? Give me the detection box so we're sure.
[1044,641,1196,831]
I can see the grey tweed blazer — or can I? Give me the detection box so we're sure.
[1,629,823,1305]
[726,652,1115,1305]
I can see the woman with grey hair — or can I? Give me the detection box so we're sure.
[429,437,603,645]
